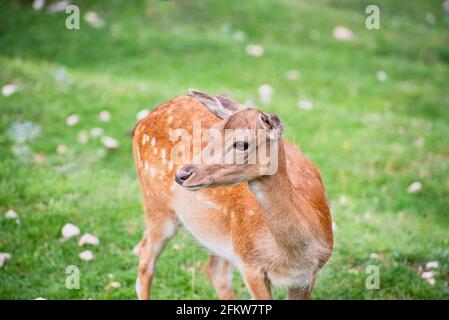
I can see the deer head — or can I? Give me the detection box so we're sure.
[175,90,283,190]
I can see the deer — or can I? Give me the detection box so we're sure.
[132,90,333,300]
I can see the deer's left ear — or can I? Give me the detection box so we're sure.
[189,89,243,119]
[259,112,283,140]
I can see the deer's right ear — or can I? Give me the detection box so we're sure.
[189,89,243,119]
[259,112,283,140]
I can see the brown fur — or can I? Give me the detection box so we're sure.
[132,95,333,299]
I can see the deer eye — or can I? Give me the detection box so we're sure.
[233,141,249,151]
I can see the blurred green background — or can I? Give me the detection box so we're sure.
[0,0,448,299]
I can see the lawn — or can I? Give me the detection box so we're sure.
[0,0,448,299]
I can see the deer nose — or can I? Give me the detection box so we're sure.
[175,166,194,185]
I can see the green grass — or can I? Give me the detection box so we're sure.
[0,0,448,299]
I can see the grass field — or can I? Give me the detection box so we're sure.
[0,0,448,299]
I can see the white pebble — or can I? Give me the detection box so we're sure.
[32,0,45,11]
[420,271,434,280]
[90,127,103,138]
[232,30,246,42]
[66,114,80,126]
[245,44,264,57]
[105,281,121,290]
[297,100,314,111]
[333,26,354,41]
[425,261,439,270]
[369,253,380,260]
[5,210,18,219]
[77,130,89,144]
[101,136,119,149]
[376,70,388,82]
[56,144,67,154]
[78,233,100,246]
[1,83,18,97]
[258,84,274,104]
[285,70,300,81]
[444,0,449,13]
[61,223,80,239]
[84,11,105,29]
[98,111,111,122]
[407,181,422,193]
[79,250,94,261]
[136,109,150,121]
[47,0,69,13]
[0,253,12,268]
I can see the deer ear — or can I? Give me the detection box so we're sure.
[189,89,243,119]
[258,112,283,140]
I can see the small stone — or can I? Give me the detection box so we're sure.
[407,181,422,193]
[90,127,103,138]
[77,130,89,144]
[101,136,119,150]
[47,0,70,13]
[172,244,181,251]
[84,11,105,29]
[420,271,434,280]
[1,83,18,97]
[232,30,246,42]
[258,84,274,104]
[105,281,121,290]
[297,100,313,111]
[0,253,12,268]
[376,71,388,82]
[32,0,45,11]
[285,70,300,81]
[66,114,79,126]
[425,261,439,270]
[245,44,264,57]
[5,210,18,219]
[369,253,380,260]
[98,111,111,122]
[56,144,67,154]
[61,223,80,239]
[333,26,354,41]
[78,233,100,246]
[136,109,150,121]
[79,250,94,261]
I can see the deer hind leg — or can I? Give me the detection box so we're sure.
[241,266,272,300]
[135,211,178,300]
[205,255,235,300]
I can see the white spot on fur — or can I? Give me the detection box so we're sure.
[161,148,167,165]
[142,134,149,145]
[153,148,158,155]
[151,137,156,147]
[168,160,174,172]
[167,115,173,124]
[150,166,157,178]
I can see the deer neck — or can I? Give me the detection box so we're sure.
[248,141,309,251]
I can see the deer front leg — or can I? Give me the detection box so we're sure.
[287,275,315,300]
[205,255,235,300]
[135,216,177,300]
[241,266,272,300]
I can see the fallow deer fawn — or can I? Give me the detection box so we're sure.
[132,90,333,300]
